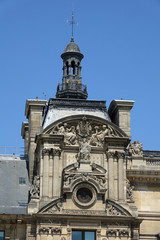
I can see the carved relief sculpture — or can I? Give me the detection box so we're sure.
[106,202,126,216]
[48,116,123,148]
[126,179,134,201]
[30,175,40,199]
[128,140,143,157]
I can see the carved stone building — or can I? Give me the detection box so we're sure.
[0,37,160,240]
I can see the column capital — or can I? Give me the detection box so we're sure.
[42,148,50,157]
[51,147,61,157]
[106,151,115,159]
[115,151,125,160]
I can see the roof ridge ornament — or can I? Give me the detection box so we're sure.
[66,10,78,42]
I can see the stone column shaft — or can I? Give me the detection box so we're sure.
[52,148,61,198]
[107,152,114,200]
[49,153,53,198]
[40,153,43,198]
[118,152,125,201]
[42,149,49,198]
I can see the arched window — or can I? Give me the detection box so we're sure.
[77,62,80,76]
[66,61,69,75]
[71,61,75,75]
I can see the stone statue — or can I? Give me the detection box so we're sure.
[64,126,77,145]
[126,179,134,201]
[76,138,91,162]
[30,175,40,198]
[90,124,114,147]
[128,140,143,156]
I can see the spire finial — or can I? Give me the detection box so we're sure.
[67,9,78,41]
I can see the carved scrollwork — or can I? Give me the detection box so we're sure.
[63,172,106,193]
[106,229,117,237]
[30,175,40,199]
[39,227,61,235]
[119,229,129,237]
[39,227,50,235]
[106,201,127,216]
[51,228,61,235]
[40,198,64,214]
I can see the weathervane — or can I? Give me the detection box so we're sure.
[66,10,78,41]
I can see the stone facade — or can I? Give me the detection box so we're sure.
[0,38,160,240]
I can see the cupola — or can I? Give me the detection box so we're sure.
[56,37,88,99]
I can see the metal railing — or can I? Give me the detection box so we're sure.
[57,82,87,92]
[0,146,24,158]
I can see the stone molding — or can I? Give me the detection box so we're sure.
[127,170,160,184]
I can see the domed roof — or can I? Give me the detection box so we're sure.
[64,38,80,53]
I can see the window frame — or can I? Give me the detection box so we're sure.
[72,230,96,240]
[19,177,26,185]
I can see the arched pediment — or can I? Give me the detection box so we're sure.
[38,197,64,214]
[42,115,129,148]
[106,200,132,217]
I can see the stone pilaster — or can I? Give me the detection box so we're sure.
[116,151,125,201]
[42,148,50,199]
[106,151,115,200]
[49,151,53,198]
[52,147,61,199]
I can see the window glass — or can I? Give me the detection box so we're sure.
[19,177,26,184]
[85,231,95,240]
[0,231,4,240]
[72,231,82,240]
[72,231,95,240]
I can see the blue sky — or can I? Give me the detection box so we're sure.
[0,0,160,151]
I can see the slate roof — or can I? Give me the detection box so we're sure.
[0,155,29,214]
